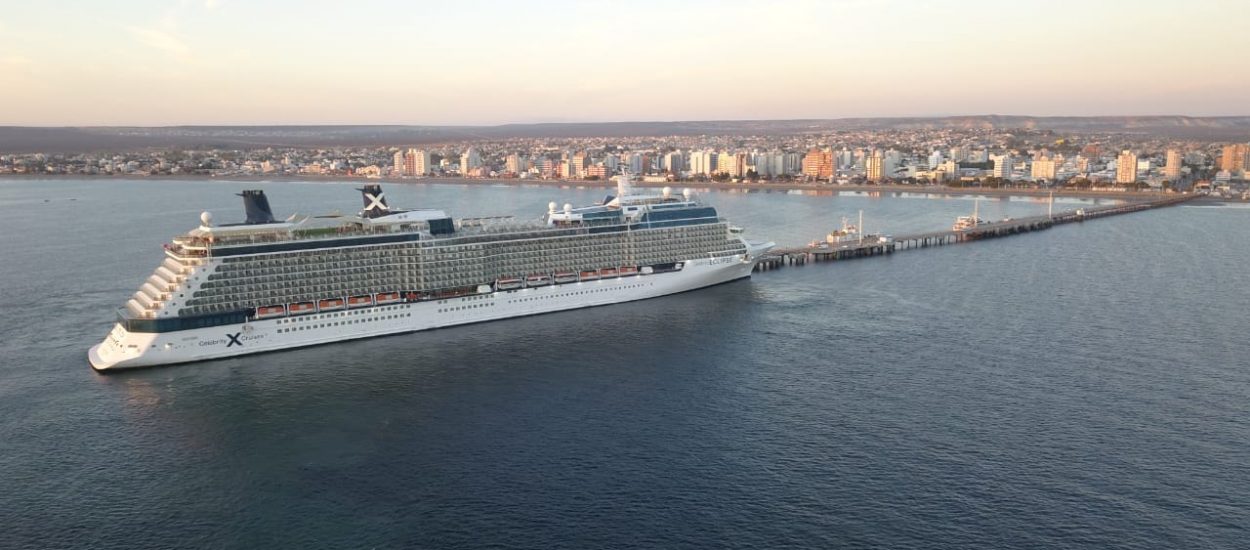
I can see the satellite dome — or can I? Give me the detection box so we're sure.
[548,201,558,213]
[682,188,693,200]
[563,203,573,214]
[200,211,213,226]
[662,186,672,199]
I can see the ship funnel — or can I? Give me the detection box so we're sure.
[358,184,390,218]
[237,190,276,224]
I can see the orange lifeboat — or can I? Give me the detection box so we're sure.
[289,302,316,314]
[375,292,402,305]
[255,305,286,319]
[318,298,345,311]
[348,295,374,308]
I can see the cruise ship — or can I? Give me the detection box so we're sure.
[88,175,774,370]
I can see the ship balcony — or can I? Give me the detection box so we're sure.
[155,267,187,283]
[146,275,177,291]
[133,293,162,310]
[165,246,207,260]
[125,300,151,318]
[139,284,170,301]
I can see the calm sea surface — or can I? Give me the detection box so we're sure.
[1,179,1247,549]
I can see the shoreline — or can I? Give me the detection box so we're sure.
[0,173,1186,200]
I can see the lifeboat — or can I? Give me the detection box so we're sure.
[497,278,522,291]
[525,274,552,287]
[578,270,600,281]
[618,266,638,276]
[348,295,374,308]
[255,305,286,319]
[404,291,424,302]
[318,298,345,311]
[289,302,316,315]
[640,266,654,275]
[553,271,578,284]
[599,267,618,278]
[376,292,402,305]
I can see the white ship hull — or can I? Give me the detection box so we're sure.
[89,252,763,371]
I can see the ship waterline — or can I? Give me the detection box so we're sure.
[89,177,773,370]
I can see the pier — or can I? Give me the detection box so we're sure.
[753,194,1195,272]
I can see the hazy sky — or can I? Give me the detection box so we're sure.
[2,0,1247,125]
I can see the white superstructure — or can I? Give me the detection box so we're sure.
[89,177,773,370]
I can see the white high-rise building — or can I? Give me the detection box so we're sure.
[949,146,968,162]
[663,151,685,173]
[392,151,405,176]
[690,150,715,176]
[460,148,482,174]
[928,150,945,169]
[407,148,431,176]
[1031,155,1057,180]
[992,154,1014,179]
[627,153,644,175]
[1116,150,1138,184]
[1164,149,1182,180]
[505,153,527,175]
[884,149,902,177]
[866,150,885,181]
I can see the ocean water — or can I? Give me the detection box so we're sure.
[1,179,1247,549]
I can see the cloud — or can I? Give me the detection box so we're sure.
[126,26,190,57]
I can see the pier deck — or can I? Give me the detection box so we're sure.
[753,195,1195,271]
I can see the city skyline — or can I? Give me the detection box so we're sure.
[2,0,1248,126]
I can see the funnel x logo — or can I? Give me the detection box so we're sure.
[226,332,243,347]
[365,192,387,211]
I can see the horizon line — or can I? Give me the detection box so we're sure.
[5,114,1250,129]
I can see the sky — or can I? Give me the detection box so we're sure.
[1,0,1247,126]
